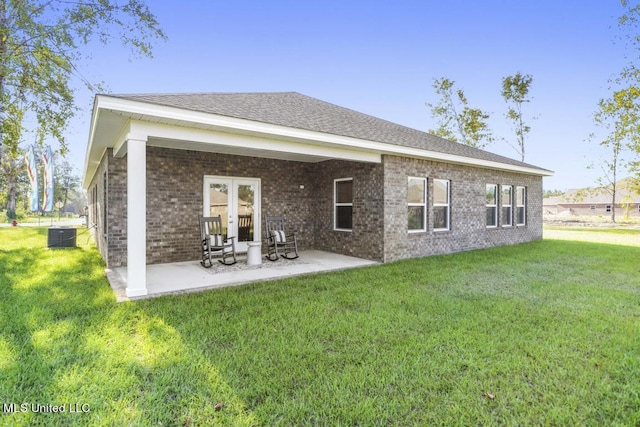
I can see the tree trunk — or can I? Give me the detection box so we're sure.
[5,174,16,219]
[611,182,616,223]
[1,148,19,219]
[611,166,617,223]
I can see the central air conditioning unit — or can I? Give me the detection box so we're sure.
[47,228,77,248]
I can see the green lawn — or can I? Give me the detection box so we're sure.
[0,227,639,426]
[544,225,640,247]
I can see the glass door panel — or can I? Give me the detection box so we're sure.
[209,182,230,235]
[236,183,255,244]
[203,176,260,253]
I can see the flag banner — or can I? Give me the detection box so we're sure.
[25,145,39,212]
[42,146,54,213]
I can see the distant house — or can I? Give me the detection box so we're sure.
[544,179,640,218]
[82,92,552,297]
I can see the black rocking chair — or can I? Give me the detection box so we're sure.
[264,215,299,261]
[200,215,237,267]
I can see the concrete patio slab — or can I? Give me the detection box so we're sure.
[107,250,378,302]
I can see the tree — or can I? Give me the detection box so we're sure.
[0,0,166,158]
[609,1,640,182]
[54,158,80,214]
[592,87,640,222]
[0,144,22,219]
[426,77,494,149]
[543,189,564,198]
[501,72,533,162]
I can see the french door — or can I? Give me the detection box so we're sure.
[203,176,261,252]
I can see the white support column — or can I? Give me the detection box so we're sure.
[126,137,148,297]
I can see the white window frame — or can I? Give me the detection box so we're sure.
[334,178,353,232]
[501,185,512,227]
[516,186,526,226]
[433,179,450,232]
[408,177,427,233]
[605,205,612,213]
[486,184,498,228]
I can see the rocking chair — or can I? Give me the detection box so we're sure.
[264,215,299,261]
[199,215,237,267]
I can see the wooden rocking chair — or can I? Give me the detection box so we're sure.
[200,215,237,267]
[264,215,298,261]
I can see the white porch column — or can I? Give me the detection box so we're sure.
[126,137,148,297]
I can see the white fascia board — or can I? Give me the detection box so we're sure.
[94,95,553,177]
[82,97,103,189]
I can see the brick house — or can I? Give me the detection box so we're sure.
[82,92,552,297]
[544,179,640,218]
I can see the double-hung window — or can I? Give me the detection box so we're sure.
[334,178,353,231]
[408,177,426,232]
[433,179,450,231]
[486,184,498,228]
[501,185,512,227]
[516,186,526,226]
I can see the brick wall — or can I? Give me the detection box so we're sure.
[382,155,543,262]
[144,146,317,265]
[93,146,543,267]
[87,148,128,267]
[311,160,385,261]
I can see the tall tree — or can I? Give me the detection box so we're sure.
[501,72,533,162]
[0,0,166,158]
[426,77,494,149]
[54,158,79,214]
[592,86,640,222]
[610,1,640,181]
[0,144,22,218]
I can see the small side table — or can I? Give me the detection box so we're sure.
[246,241,262,265]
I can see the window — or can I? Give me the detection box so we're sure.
[501,185,512,227]
[516,186,526,226]
[334,178,353,231]
[486,184,498,228]
[433,179,450,231]
[590,205,596,211]
[408,177,426,232]
[606,205,612,213]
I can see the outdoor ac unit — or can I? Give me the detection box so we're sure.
[47,228,77,248]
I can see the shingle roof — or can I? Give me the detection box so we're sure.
[544,179,640,205]
[112,91,548,171]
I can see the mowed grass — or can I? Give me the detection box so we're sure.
[545,225,640,247]
[0,227,639,426]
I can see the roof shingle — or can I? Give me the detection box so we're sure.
[112,91,548,171]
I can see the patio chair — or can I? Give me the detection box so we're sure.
[199,215,237,267]
[237,214,253,242]
[264,215,299,261]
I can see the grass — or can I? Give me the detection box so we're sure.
[544,225,640,247]
[0,227,639,425]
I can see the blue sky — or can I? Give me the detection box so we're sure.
[66,0,630,190]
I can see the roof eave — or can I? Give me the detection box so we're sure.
[82,95,553,188]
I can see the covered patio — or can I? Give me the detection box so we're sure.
[84,93,385,298]
[106,250,378,302]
